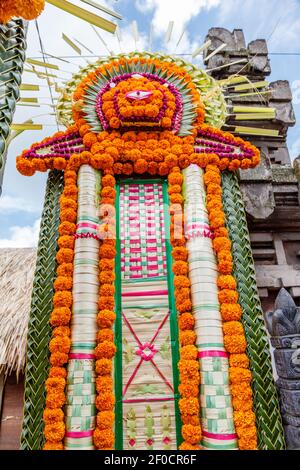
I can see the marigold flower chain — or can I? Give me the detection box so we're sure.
[43,170,78,450]
[168,168,202,450]
[93,172,117,450]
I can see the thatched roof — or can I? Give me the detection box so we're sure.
[0,248,36,376]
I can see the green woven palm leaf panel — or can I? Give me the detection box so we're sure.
[0,19,27,194]
[21,170,64,450]
[221,171,285,450]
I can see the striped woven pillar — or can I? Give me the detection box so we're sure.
[64,165,101,450]
[183,164,237,450]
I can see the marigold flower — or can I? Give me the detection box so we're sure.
[178,360,200,382]
[176,299,192,313]
[217,274,237,290]
[168,172,183,185]
[95,359,113,375]
[213,237,232,253]
[179,397,200,416]
[97,310,116,328]
[99,271,115,284]
[180,345,198,360]
[57,263,73,277]
[53,291,72,308]
[44,422,65,442]
[218,289,239,304]
[174,275,190,288]
[99,245,116,259]
[229,367,252,384]
[229,353,250,369]
[98,296,114,310]
[182,424,202,444]
[172,261,188,276]
[96,411,115,430]
[54,276,72,291]
[56,248,74,265]
[57,235,75,249]
[43,408,64,424]
[49,336,70,355]
[223,321,244,336]
[224,334,247,354]
[43,441,64,450]
[234,411,256,430]
[93,427,114,449]
[58,222,76,236]
[45,375,66,392]
[179,330,197,346]
[95,392,115,411]
[95,341,116,360]
[178,381,199,398]
[48,367,67,379]
[178,313,195,330]
[179,442,201,450]
[45,391,66,409]
[50,307,71,327]
[52,326,70,337]
[96,376,113,394]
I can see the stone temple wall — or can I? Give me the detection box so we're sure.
[204,28,300,449]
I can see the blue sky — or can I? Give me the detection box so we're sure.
[1,0,300,247]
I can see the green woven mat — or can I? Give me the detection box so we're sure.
[221,171,285,450]
[21,170,64,450]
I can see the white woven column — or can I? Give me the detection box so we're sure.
[64,165,101,450]
[183,164,237,450]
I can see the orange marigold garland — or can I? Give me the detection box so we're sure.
[0,0,45,24]
[43,170,77,450]
[168,168,202,450]
[93,173,117,450]
[203,163,258,450]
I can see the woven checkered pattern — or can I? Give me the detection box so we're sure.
[118,181,177,451]
[120,183,167,280]
[64,165,101,450]
[183,165,237,450]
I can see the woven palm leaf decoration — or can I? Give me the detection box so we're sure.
[16,47,286,450]
[0,19,27,194]
[21,170,64,450]
[221,171,285,450]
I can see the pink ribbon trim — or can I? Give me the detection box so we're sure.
[202,430,237,440]
[198,350,229,358]
[122,290,168,297]
[65,430,94,438]
[77,222,98,230]
[69,353,95,359]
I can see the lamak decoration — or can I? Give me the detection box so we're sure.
[17,52,274,451]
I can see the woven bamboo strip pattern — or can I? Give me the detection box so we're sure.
[65,165,101,450]
[0,19,27,193]
[21,170,64,450]
[221,170,286,450]
[183,165,238,450]
[119,182,177,450]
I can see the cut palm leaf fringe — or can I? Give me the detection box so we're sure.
[0,19,26,192]
[221,171,286,450]
[21,170,64,450]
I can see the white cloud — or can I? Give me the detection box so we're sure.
[135,0,221,55]
[136,0,221,35]
[217,0,300,52]
[0,219,41,248]
[0,195,40,214]
[290,137,300,161]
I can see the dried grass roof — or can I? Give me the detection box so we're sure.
[0,248,36,376]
